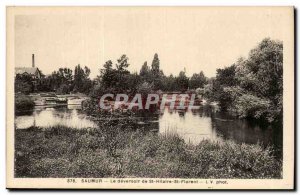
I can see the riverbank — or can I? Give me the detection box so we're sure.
[15,125,282,178]
[15,93,89,110]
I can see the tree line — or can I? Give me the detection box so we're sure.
[15,64,93,94]
[90,53,208,98]
[15,53,208,96]
[15,38,283,123]
[93,38,283,123]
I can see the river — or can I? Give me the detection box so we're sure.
[15,104,282,158]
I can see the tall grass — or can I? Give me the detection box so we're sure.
[15,125,282,178]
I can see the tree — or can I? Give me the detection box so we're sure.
[100,60,117,89]
[140,61,149,76]
[73,64,85,92]
[176,71,189,92]
[236,38,283,102]
[98,55,132,94]
[47,67,73,92]
[115,55,130,92]
[37,76,52,92]
[165,74,176,91]
[151,53,160,74]
[103,60,113,70]
[233,38,283,122]
[73,64,92,94]
[150,53,163,90]
[216,65,238,87]
[15,74,33,94]
[210,38,283,122]
[124,72,141,95]
[212,65,239,110]
[116,55,130,73]
[189,71,207,89]
[139,61,153,84]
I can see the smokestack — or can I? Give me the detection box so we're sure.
[32,54,35,68]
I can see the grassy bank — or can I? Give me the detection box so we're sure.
[15,125,282,178]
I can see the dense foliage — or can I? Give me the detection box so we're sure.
[15,125,281,178]
[15,74,34,94]
[15,38,283,123]
[15,65,93,95]
[93,53,208,97]
[14,53,208,95]
[206,38,283,123]
[15,94,35,111]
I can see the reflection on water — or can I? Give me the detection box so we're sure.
[15,105,97,129]
[15,104,282,157]
[159,107,218,144]
[158,106,282,157]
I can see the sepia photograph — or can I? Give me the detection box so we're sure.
[6,6,294,189]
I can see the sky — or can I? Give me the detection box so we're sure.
[14,7,289,78]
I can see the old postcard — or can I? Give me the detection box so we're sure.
[6,6,294,189]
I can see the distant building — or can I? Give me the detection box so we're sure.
[15,54,42,90]
[15,67,42,79]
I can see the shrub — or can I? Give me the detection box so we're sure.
[56,84,71,94]
[15,94,35,111]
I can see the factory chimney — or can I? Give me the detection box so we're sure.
[32,54,35,68]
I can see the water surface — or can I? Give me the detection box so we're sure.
[15,105,282,157]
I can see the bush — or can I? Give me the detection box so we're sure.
[56,84,71,94]
[230,94,271,120]
[15,94,35,111]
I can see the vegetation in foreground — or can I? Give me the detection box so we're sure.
[15,125,282,178]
